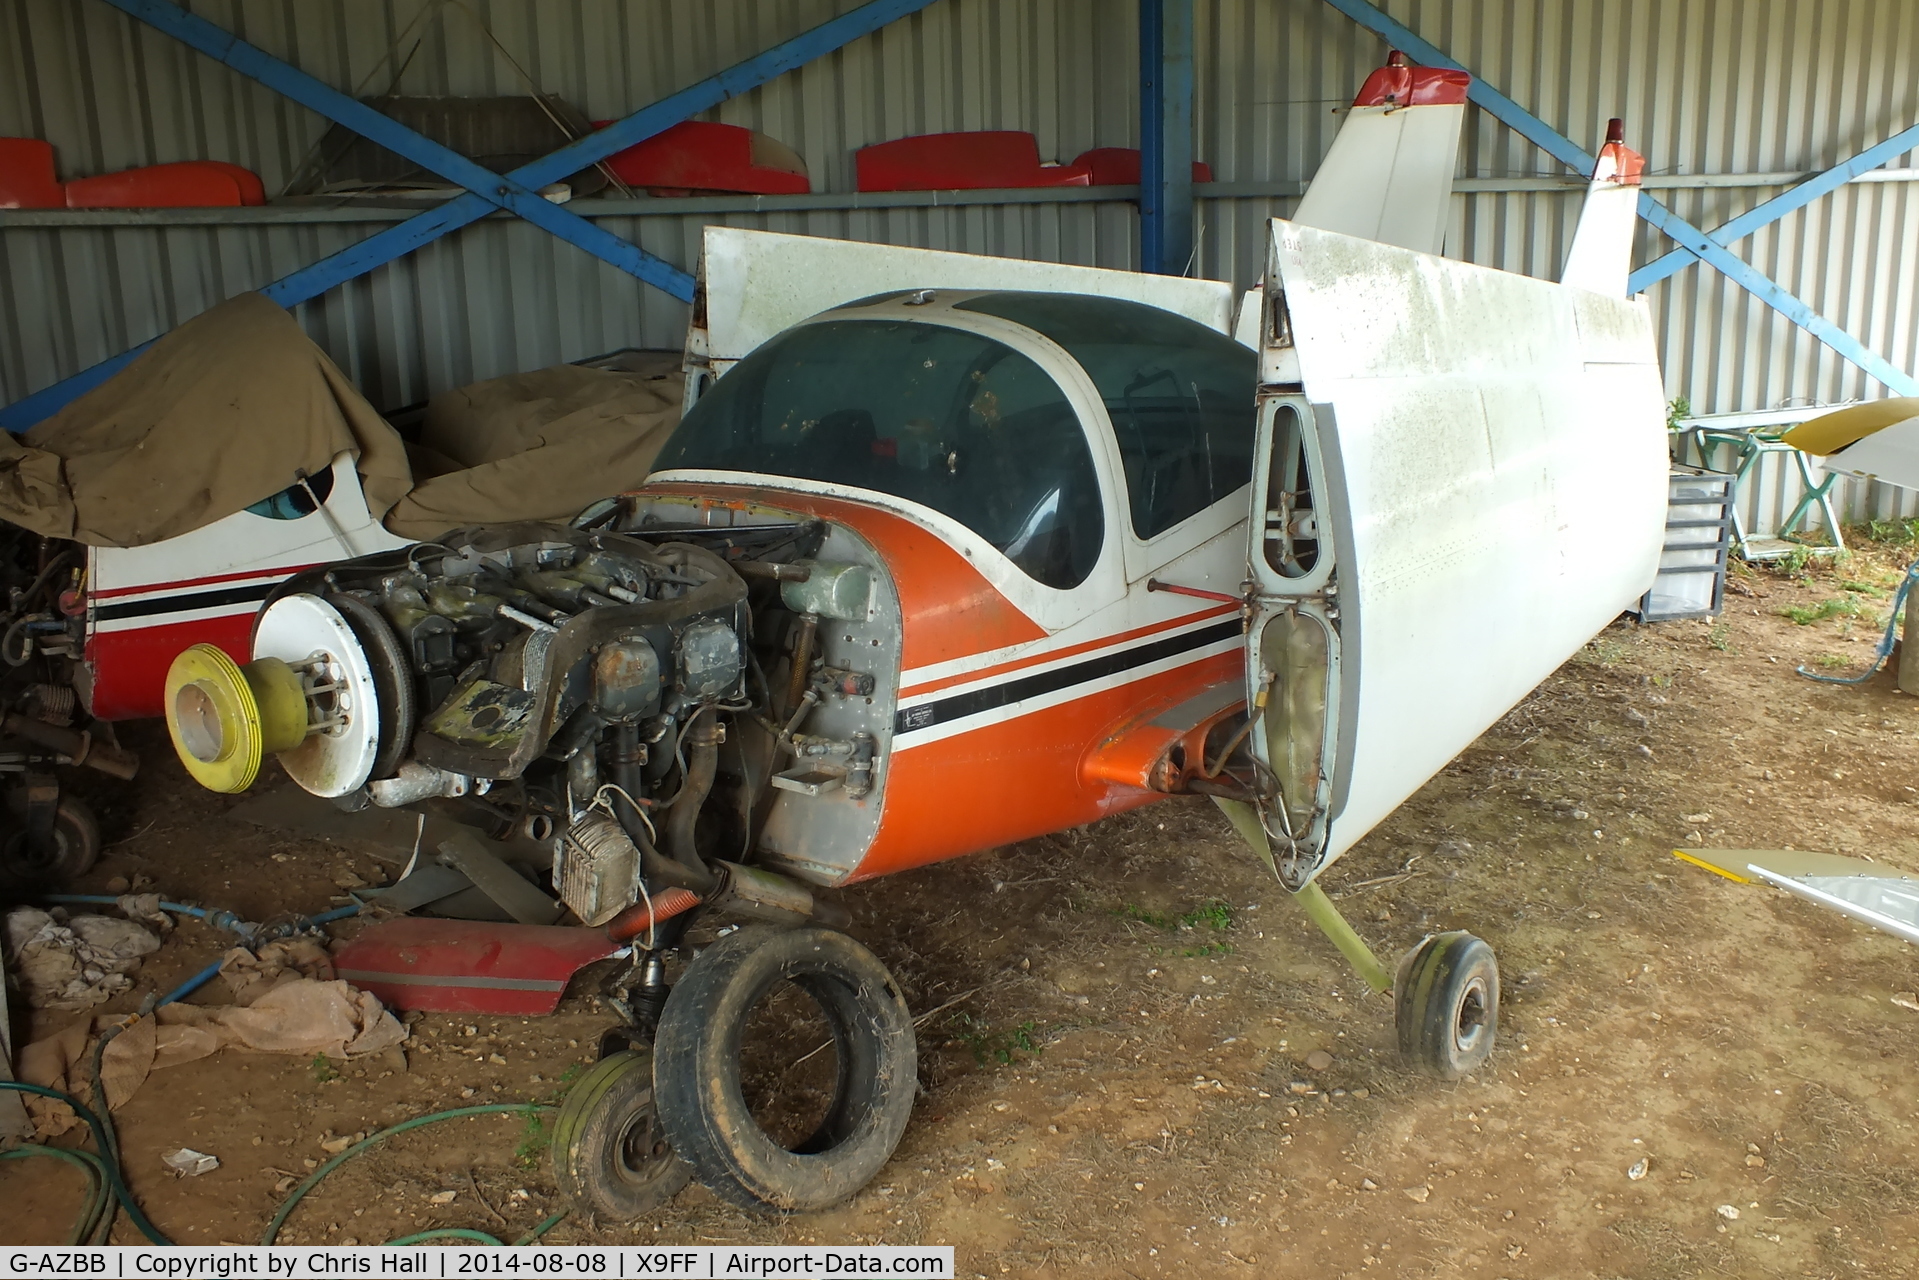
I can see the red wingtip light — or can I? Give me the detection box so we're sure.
[1592,118,1645,186]
[1351,55,1472,108]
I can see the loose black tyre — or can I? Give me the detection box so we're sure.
[654,926,916,1212]
[550,1049,691,1221]
[1,796,101,885]
[1395,931,1498,1079]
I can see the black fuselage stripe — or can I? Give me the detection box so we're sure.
[895,618,1242,736]
[93,581,279,622]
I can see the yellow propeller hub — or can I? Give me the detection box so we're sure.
[164,643,310,793]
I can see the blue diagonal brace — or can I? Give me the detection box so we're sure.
[1318,0,1919,398]
[102,0,688,294]
[1630,120,1919,293]
[2,0,942,432]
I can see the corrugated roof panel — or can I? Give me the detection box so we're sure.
[4,0,1918,425]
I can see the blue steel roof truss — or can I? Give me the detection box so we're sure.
[1,0,944,433]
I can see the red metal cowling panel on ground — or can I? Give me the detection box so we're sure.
[0,138,64,208]
[594,120,810,195]
[333,918,621,1016]
[855,131,1092,192]
[64,160,265,208]
[1072,148,1214,186]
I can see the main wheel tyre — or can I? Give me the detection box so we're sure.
[1395,931,1498,1079]
[654,926,917,1213]
[550,1049,692,1221]
[1,796,100,886]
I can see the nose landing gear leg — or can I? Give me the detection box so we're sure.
[1212,797,1499,1079]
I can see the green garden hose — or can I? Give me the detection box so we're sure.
[0,1080,171,1244]
[0,1089,570,1248]
[260,1103,566,1246]
[0,1144,114,1244]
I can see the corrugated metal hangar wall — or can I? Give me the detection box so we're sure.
[3,0,1917,428]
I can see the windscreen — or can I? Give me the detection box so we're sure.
[956,293,1256,540]
[654,319,1103,589]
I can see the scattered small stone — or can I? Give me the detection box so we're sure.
[1682,813,1713,825]
[1351,1088,1369,1100]
[1746,1154,1767,1168]
[488,1053,507,1065]
[1891,992,1919,1013]
[1288,1081,1314,1096]
[1360,1178,1378,1191]
[1405,1186,1431,1203]
[105,875,130,894]
[1716,1204,1740,1221]
[332,868,367,889]
[1746,1143,1761,1154]
[1305,1050,1334,1072]
[1627,1158,1649,1181]
[428,1190,457,1205]
[992,1102,1009,1112]
[319,1135,354,1155]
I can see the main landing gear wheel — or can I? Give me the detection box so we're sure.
[550,1049,691,1221]
[1395,931,1499,1080]
[1,795,100,886]
[654,926,917,1213]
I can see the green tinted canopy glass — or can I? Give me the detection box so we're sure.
[956,293,1257,540]
[654,318,1104,589]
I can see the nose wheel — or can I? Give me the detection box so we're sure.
[549,1049,691,1222]
[1394,931,1499,1079]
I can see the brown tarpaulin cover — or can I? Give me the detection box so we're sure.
[0,293,412,547]
[0,297,684,546]
[382,355,682,539]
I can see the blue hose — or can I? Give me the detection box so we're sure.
[1796,561,1919,685]
[43,895,365,1008]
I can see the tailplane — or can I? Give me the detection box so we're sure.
[1560,118,1646,297]
[1291,51,1470,255]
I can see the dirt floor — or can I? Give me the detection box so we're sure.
[6,536,1919,1278]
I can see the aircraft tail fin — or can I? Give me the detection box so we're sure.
[1560,118,1646,297]
[1291,51,1470,255]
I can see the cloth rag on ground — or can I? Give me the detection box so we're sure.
[218,936,334,1006]
[3,907,161,1010]
[15,979,408,1138]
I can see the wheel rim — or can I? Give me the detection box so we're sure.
[5,825,72,876]
[1452,974,1491,1055]
[615,1106,673,1186]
